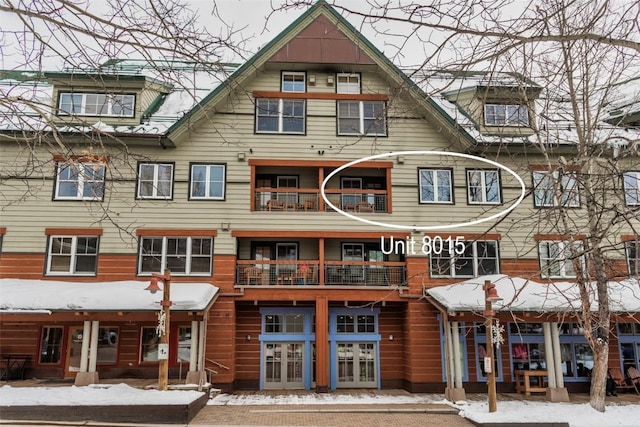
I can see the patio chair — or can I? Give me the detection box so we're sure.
[608,367,637,394]
[267,199,286,211]
[626,366,640,394]
[244,267,263,285]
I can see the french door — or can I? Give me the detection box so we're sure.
[263,342,305,389]
[336,342,377,388]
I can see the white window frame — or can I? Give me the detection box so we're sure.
[623,171,640,206]
[54,161,105,201]
[467,169,501,204]
[137,163,174,199]
[58,92,135,117]
[336,73,361,94]
[138,236,213,276]
[538,240,584,279]
[190,164,226,200]
[484,103,529,126]
[281,71,306,93]
[430,240,500,278]
[255,98,305,134]
[626,240,639,276]
[337,100,386,136]
[533,171,580,208]
[419,168,453,203]
[46,235,99,275]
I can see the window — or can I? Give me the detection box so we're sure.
[623,171,640,206]
[177,327,191,362]
[467,170,501,204]
[336,314,375,333]
[97,327,118,364]
[538,240,583,279]
[55,161,105,201]
[138,236,213,275]
[484,103,529,126]
[419,168,453,203]
[618,323,640,372]
[430,240,499,278]
[190,164,226,200]
[263,313,306,334]
[140,327,160,362]
[510,322,545,374]
[47,235,99,275]
[336,73,360,94]
[337,101,386,136]
[137,163,173,199]
[475,323,502,381]
[281,72,305,92]
[58,92,134,117]
[40,327,64,364]
[626,240,639,275]
[532,171,580,207]
[256,98,305,134]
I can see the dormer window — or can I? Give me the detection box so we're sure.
[484,103,528,126]
[281,72,306,92]
[336,73,360,94]
[58,92,135,117]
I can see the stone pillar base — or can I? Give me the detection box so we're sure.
[445,386,466,402]
[74,371,99,386]
[546,387,570,402]
[185,370,207,386]
[315,385,328,393]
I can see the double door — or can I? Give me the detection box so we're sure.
[263,342,305,389]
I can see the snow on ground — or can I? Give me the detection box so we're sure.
[0,384,637,427]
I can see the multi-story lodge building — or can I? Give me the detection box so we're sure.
[1,1,639,399]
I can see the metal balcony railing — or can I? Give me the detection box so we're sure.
[253,189,388,213]
[236,261,405,287]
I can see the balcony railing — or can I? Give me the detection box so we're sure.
[253,189,388,213]
[236,260,405,287]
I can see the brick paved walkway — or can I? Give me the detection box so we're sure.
[190,404,475,426]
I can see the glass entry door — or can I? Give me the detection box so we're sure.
[66,327,83,377]
[336,342,377,388]
[263,342,305,389]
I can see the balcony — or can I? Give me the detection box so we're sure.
[253,189,388,213]
[236,260,405,287]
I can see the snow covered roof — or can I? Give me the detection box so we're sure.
[0,279,219,313]
[411,70,640,147]
[426,274,640,314]
[0,61,237,136]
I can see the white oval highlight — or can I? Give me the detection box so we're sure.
[320,150,526,231]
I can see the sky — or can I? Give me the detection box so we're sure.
[0,0,443,71]
[0,383,637,427]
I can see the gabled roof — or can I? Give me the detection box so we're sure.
[165,0,476,148]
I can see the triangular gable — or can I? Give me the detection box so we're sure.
[268,15,376,65]
[166,0,475,148]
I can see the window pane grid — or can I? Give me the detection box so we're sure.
[539,241,582,278]
[419,169,452,203]
[256,98,305,134]
[623,172,640,206]
[337,101,386,136]
[533,171,579,208]
[138,163,173,199]
[430,241,499,278]
[58,93,135,117]
[139,236,212,275]
[468,170,500,204]
[47,236,98,274]
[55,162,105,200]
[484,104,528,126]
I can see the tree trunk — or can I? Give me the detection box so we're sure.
[589,343,608,412]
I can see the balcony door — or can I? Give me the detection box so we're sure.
[341,177,362,208]
[342,243,364,283]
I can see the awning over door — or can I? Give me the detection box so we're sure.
[0,279,219,314]
[425,274,640,314]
